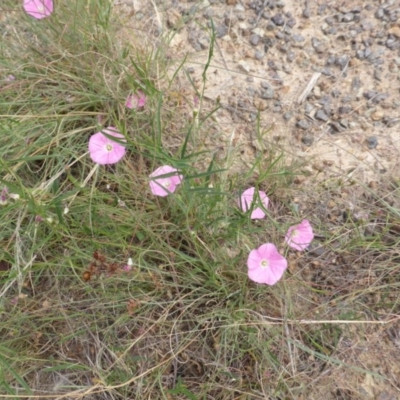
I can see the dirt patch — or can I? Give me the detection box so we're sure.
[115,0,400,186]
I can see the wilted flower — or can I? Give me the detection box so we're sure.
[285,219,314,251]
[123,258,133,272]
[149,165,183,197]
[125,91,146,109]
[247,243,287,285]
[23,0,53,19]
[0,187,9,206]
[238,187,269,219]
[88,127,126,165]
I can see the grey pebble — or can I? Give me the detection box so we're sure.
[302,8,311,18]
[338,105,351,114]
[296,119,310,130]
[255,50,265,60]
[329,122,345,133]
[215,25,228,38]
[292,33,305,43]
[283,111,293,120]
[342,12,354,22]
[286,50,296,62]
[315,109,329,122]
[335,55,349,68]
[272,13,285,26]
[366,136,378,149]
[260,87,275,99]
[304,102,314,114]
[351,76,362,91]
[301,133,314,146]
[249,34,260,46]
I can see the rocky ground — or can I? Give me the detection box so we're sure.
[116,0,400,186]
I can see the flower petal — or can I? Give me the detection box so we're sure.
[149,165,182,197]
[88,127,126,165]
[238,187,269,220]
[23,0,53,19]
[285,219,314,251]
[247,243,287,285]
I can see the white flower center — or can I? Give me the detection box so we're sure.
[260,260,269,268]
[38,4,44,12]
[163,179,171,188]
[291,229,299,237]
[105,143,113,152]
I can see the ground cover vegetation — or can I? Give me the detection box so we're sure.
[0,1,399,399]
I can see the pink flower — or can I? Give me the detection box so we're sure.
[238,187,269,219]
[285,219,314,251]
[123,258,133,272]
[149,165,183,197]
[23,0,53,19]
[247,243,287,285]
[125,91,146,109]
[88,127,126,165]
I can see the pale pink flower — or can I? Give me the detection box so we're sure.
[149,165,183,197]
[5,75,16,81]
[285,219,314,251]
[238,187,269,219]
[247,243,287,285]
[88,127,126,165]
[23,0,53,19]
[123,258,133,272]
[125,91,146,109]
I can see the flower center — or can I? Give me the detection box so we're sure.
[105,143,113,152]
[163,179,171,188]
[291,229,299,237]
[260,259,269,268]
[38,4,44,12]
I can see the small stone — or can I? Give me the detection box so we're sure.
[315,109,329,122]
[329,122,345,133]
[351,76,362,91]
[252,27,265,36]
[249,34,260,46]
[302,8,311,18]
[198,37,210,49]
[238,60,251,72]
[260,86,275,99]
[366,136,378,149]
[335,55,349,68]
[272,13,285,26]
[356,49,365,59]
[301,133,314,146]
[342,12,354,22]
[215,25,228,38]
[292,33,305,43]
[296,119,310,130]
[226,0,237,4]
[338,105,351,114]
[286,50,296,62]
[304,102,314,114]
[234,4,245,11]
[371,110,384,121]
[283,111,293,121]
[255,50,265,60]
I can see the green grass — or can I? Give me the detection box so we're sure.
[1,1,400,399]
